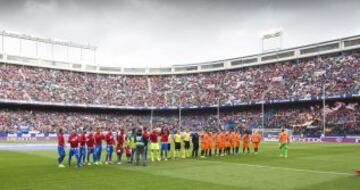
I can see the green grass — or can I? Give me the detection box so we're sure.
[0,142,359,190]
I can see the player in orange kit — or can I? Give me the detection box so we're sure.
[251,130,261,155]
[279,129,290,158]
[234,131,241,155]
[215,132,223,156]
[205,132,212,157]
[242,130,250,155]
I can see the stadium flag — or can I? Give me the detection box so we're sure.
[235,81,244,88]
[331,102,344,111]
[207,84,216,89]
[324,105,334,114]
[345,103,357,111]
[262,30,282,40]
[272,76,283,82]
[314,70,326,77]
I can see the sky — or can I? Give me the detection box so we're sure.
[0,0,360,68]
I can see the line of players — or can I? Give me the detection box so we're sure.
[57,127,266,168]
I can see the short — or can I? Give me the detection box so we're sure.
[161,143,168,151]
[252,142,259,149]
[279,143,288,150]
[136,144,144,150]
[201,144,206,150]
[205,144,211,150]
[225,142,231,148]
[150,142,160,150]
[216,143,221,149]
[79,146,86,155]
[184,141,190,149]
[87,147,94,154]
[175,142,181,150]
[116,146,123,154]
[95,145,102,154]
[243,143,249,149]
[69,148,79,157]
[107,145,113,153]
[57,146,65,157]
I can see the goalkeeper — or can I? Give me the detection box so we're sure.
[278,129,290,158]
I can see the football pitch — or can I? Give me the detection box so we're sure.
[0,142,359,190]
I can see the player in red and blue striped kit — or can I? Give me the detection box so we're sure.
[86,129,96,165]
[94,128,104,165]
[116,128,125,164]
[57,128,66,168]
[78,129,86,166]
[68,129,81,168]
[105,128,115,164]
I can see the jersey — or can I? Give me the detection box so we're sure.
[117,133,125,146]
[234,133,241,147]
[57,132,65,147]
[204,134,212,149]
[105,132,115,146]
[191,133,199,145]
[174,134,182,143]
[161,133,169,143]
[68,133,79,148]
[128,136,136,149]
[167,134,173,143]
[182,132,190,142]
[142,131,150,146]
[251,133,261,143]
[279,132,288,143]
[86,133,95,148]
[94,131,103,146]
[79,133,86,146]
[242,135,250,144]
[150,131,158,143]
[224,133,231,147]
[135,135,144,146]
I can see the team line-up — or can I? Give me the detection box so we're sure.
[57,127,290,168]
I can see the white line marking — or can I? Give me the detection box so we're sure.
[215,161,355,176]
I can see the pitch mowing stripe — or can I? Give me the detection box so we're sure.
[3,149,356,177]
[210,161,355,176]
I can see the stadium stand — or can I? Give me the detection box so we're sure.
[0,36,359,137]
[0,101,358,137]
[0,51,359,107]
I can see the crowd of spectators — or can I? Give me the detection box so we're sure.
[0,49,359,137]
[0,102,358,136]
[325,102,360,136]
[1,51,359,107]
[264,102,360,137]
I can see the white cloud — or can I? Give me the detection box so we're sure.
[0,0,359,68]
